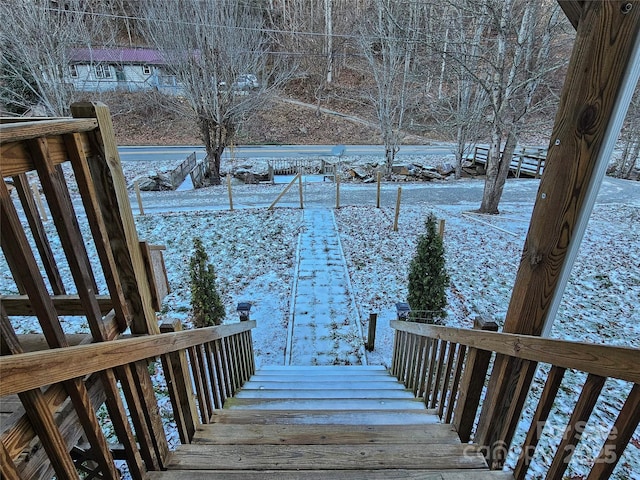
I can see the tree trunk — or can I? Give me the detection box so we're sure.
[479,130,517,214]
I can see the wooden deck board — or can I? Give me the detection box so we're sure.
[165,443,488,470]
[149,469,515,479]
[192,423,461,445]
[210,409,440,425]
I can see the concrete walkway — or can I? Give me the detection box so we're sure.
[285,209,366,366]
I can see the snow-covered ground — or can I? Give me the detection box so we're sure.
[2,161,638,478]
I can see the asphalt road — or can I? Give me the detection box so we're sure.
[117,144,457,163]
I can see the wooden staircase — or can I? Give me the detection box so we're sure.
[149,366,514,479]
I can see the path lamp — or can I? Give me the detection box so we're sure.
[237,302,252,322]
[395,302,411,321]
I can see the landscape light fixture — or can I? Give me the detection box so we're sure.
[237,302,252,322]
[395,302,411,321]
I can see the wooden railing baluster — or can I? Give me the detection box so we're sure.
[546,374,606,479]
[430,340,447,409]
[159,321,198,443]
[204,342,223,409]
[424,337,439,407]
[437,342,458,419]
[587,383,640,479]
[187,346,209,423]
[514,365,566,479]
[0,440,21,480]
[445,344,467,424]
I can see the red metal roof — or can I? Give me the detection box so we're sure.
[70,48,166,65]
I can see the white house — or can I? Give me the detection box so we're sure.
[67,47,183,94]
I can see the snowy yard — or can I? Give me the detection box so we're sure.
[2,175,638,478]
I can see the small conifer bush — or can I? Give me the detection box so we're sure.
[189,237,225,327]
[407,213,449,323]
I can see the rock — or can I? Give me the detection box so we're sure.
[419,170,444,181]
[437,162,455,176]
[348,167,369,179]
[363,176,376,183]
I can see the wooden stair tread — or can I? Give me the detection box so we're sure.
[164,443,488,470]
[192,423,461,445]
[240,380,406,390]
[149,470,515,480]
[235,388,416,399]
[210,409,440,425]
[257,365,388,373]
[224,397,426,410]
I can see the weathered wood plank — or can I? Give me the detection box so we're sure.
[167,443,487,470]
[1,294,113,316]
[192,423,460,445]
[513,366,565,479]
[390,321,640,384]
[0,321,255,396]
[0,439,21,480]
[100,368,147,480]
[30,136,109,341]
[234,389,415,400]
[71,101,159,335]
[0,118,98,143]
[558,0,583,29]
[587,382,640,479]
[65,132,131,331]
[224,398,426,411]
[210,409,440,426]
[0,134,93,177]
[0,311,78,479]
[116,364,161,471]
[12,173,66,294]
[547,374,606,478]
[160,321,198,444]
[149,471,515,480]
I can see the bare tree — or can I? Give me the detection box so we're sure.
[475,0,567,213]
[358,0,419,175]
[0,0,107,116]
[140,0,293,184]
[610,86,640,179]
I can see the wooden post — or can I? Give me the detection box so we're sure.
[134,181,144,215]
[335,173,341,209]
[71,101,159,335]
[438,219,445,238]
[226,174,234,211]
[365,313,377,351]
[30,181,48,222]
[393,187,402,232]
[298,172,304,209]
[376,171,382,208]
[475,2,640,469]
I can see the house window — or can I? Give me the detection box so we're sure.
[142,65,152,75]
[69,64,78,78]
[95,64,111,79]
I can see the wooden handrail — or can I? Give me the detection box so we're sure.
[390,320,640,384]
[0,321,256,396]
[0,118,98,143]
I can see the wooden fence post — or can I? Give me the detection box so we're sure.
[336,174,341,209]
[134,181,144,216]
[298,173,304,209]
[376,171,382,208]
[393,187,402,232]
[226,174,234,211]
[452,316,498,442]
[365,313,377,351]
[438,219,445,238]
